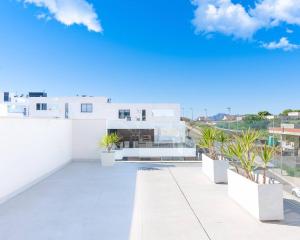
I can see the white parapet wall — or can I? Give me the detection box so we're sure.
[0,118,72,203]
[115,147,196,159]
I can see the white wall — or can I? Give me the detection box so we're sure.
[26,96,181,122]
[115,148,196,159]
[0,92,4,103]
[28,96,108,119]
[103,103,181,122]
[0,104,7,116]
[72,119,107,160]
[0,118,72,203]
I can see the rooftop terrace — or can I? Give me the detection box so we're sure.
[1,162,300,240]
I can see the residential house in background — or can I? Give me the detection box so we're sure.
[269,123,300,167]
[0,91,195,160]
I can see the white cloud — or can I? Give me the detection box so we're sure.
[36,12,51,21]
[24,0,102,32]
[191,0,261,39]
[192,0,300,40]
[253,0,300,26]
[262,37,300,51]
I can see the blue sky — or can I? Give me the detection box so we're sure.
[1,0,300,117]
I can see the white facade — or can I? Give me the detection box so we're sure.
[0,91,195,160]
[1,92,180,121]
[288,112,300,117]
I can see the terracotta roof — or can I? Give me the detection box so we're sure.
[269,127,300,134]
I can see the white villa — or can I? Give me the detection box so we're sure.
[0,91,195,161]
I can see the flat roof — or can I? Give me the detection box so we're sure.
[1,162,300,239]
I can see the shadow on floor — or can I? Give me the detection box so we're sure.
[266,199,300,227]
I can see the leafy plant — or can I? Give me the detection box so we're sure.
[225,129,261,181]
[217,130,229,160]
[281,109,294,116]
[198,127,219,160]
[244,114,263,122]
[258,144,277,184]
[258,111,271,118]
[100,133,120,152]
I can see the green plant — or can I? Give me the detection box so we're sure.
[225,140,244,174]
[244,114,263,122]
[225,129,261,181]
[280,109,300,116]
[217,130,229,160]
[258,111,271,118]
[198,127,219,160]
[99,133,120,152]
[258,144,277,184]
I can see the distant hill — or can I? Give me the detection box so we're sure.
[208,113,227,121]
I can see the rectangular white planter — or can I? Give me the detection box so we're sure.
[228,169,284,221]
[202,154,229,183]
[100,151,115,167]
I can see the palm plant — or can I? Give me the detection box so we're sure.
[198,127,219,160]
[258,144,277,184]
[225,129,261,181]
[217,131,229,160]
[225,140,243,174]
[100,133,120,152]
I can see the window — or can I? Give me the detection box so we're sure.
[65,103,69,119]
[119,109,130,119]
[4,92,9,102]
[36,103,47,111]
[142,109,146,121]
[81,103,93,113]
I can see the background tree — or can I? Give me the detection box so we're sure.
[258,111,271,118]
[281,109,293,116]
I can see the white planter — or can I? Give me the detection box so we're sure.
[227,169,284,221]
[202,154,229,183]
[100,151,115,167]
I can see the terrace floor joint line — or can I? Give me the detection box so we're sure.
[167,167,212,240]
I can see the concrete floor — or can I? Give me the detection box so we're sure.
[1,162,300,240]
[0,162,138,240]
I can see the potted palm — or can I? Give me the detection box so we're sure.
[99,133,120,166]
[218,130,230,160]
[258,144,278,184]
[226,130,283,221]
[198,127,229,183]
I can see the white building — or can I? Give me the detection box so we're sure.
[288,112,300,117]
[0,91,195,160]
